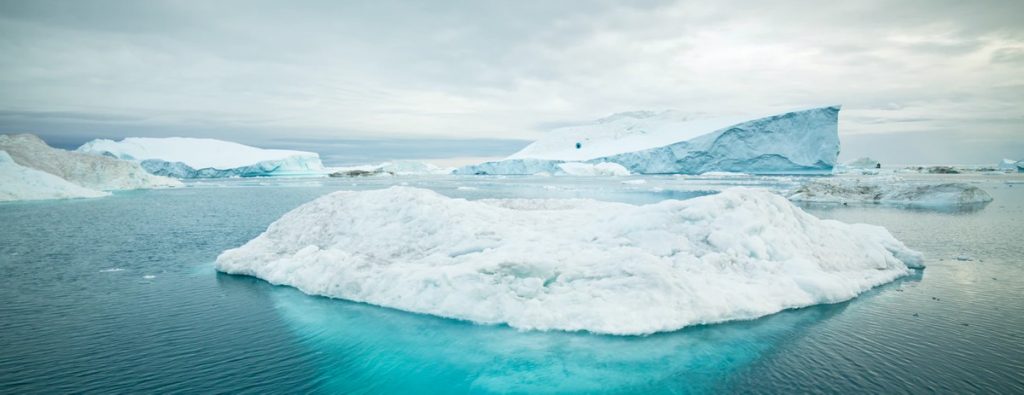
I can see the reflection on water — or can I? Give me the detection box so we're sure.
[264,277,854,394]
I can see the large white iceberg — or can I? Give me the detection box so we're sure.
[216,186,923,335]
[788,177,993,207]
[77,137,326,178]
[456,106,840,175]
[0,151,110,202]
[0,134,180,191]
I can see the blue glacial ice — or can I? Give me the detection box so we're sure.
[455,106,840,175]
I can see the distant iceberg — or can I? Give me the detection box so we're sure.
[329,161,451,177]
[217,186,922,335]
[833,157,881,175]
[0,134,180,193]
[77,137,326,178]
[0,151,109,202]
[998,158,1023,172]
[845,157,881,169]
[788,177,993,207]
[557,162,630,176]
[456,106,840,175]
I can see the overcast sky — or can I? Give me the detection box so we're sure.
[0,0,1021,164]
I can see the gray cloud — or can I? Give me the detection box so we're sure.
[0,0,1021,164]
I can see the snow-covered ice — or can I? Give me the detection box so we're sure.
[556,162,631,176]
[329,161,450,177]
[0,134,181,190]
[846,157,881,169]
[788,177,993,207]
[216,186,923,335]
[77,137,326,178]
[834,157,882,175]
[0,151,110,202]
[696,171,752,177]
[456,106,840,175]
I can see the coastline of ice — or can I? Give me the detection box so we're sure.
[216,186,923,335]
[788,177,993,207]
[77,137,326,178]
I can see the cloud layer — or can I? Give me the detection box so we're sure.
[1,0,1021,163]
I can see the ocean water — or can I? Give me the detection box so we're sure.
[1,174,1022,393]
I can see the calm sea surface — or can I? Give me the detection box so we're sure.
[1,174,1022,393]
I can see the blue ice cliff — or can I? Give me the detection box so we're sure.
[455,106,841,175]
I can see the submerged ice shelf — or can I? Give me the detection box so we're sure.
[77,137,326,178]
[456,106,840,176]
[217,186,923,335]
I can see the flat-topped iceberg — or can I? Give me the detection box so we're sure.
[217,186,922,335]
[0,134,180,192]
[77,137,326,178]
[0,151,109,201]
[788,177,993,207]
[456,106,840,175]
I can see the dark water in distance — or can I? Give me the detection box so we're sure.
[1,174,1022,393]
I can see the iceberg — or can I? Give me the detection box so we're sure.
[455,106,840,175]
[329,161,451,177]
[998,158,1023,172]
[556,162,631,176]
[216,186,923,335]
[0,134,181,191]
[846,157,881,169]
[0,151,109,201]
[77,137,326,178]
[788,177,993,207]
[833,157,881,175]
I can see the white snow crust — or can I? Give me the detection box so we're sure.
[509,110,753,162]
[217,186,923,335]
